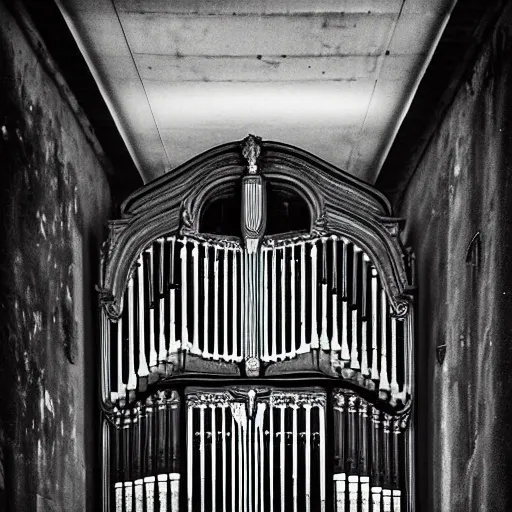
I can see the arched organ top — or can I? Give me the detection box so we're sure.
[99,136,415,414]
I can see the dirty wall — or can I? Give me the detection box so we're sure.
[396,4,512,511]
[0,2,112,510]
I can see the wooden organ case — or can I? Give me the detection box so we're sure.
[98,136,415,512]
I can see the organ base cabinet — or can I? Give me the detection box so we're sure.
[107,387,410,512]
[99,136,415,512]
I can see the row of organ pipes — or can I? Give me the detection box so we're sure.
[111,390,181,512]
[186,389,327,512]
[109,388,407,512]
[107,235,411,405]
[332,390,406,512]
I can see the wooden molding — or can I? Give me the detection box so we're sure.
[99,138,413,321]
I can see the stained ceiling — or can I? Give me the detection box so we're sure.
[55,0,456,184]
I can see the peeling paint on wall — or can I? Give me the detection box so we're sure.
[397,5,512,511]
[0,2,112,510]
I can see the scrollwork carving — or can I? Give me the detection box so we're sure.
[186,391,232,407]
[311,211,328,236]
[97,286,121,320]
[393,298,410,318]
[181,206,194,231]
[270,390,326,408]
[332,389,347,410]
[262,231,320,248]
[181,232,242,250]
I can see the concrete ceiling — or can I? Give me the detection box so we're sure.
[55,0,456,184]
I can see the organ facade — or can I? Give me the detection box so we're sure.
[98,135,416,512]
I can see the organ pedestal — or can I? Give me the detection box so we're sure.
[99,136,415,512]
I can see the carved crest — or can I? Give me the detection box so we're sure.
[241,134,262,174]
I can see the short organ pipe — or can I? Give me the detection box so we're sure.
[127,276,137,394]
[390,315,399,402]
[310,244,320,350]
[290,245,297,358]
[158,239,167,365]
[232,249,239,361]
[262,249,269,361]
[213,247,220,360]
[223,248,229,361]
[203,245,210,358]
[271,245,277,361]
[137,257,149,382]
[370,268,379,381]
[281,247,287,358]
[320,238,330,350]
[180,240,189,351]
[331,236,341,353]
[192,242,200,355]
[169,238,177,355]
[380,289,390,393]
[340,239,350,361]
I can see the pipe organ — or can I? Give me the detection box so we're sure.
[99,136,415,511]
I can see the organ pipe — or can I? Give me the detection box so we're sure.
[203,245,210,358]
[281,247,287,358]
[299,241,307,354]
[187,405,193,512]
[361,255,370,376]
[292,403,299,512]
[180,241,189,351]
[233,249,239,361]
[319,404,326,512]
[213,247,220,360]
[350,307,360,370]
[320,238,330,350]
[221,405,227,512]
[341,239,350,361]
[370,268,379,381]
[192,242,200,355]
[304,402,312,512]
[146,248,157,370]
[380,289,390,393]
[269,401,275,512]
[223,249,229,360]
[262,249,269,361]
[280,405,286,512]
[271,245,277,361]
[200,404,206,512]
[169,237,177,354]
[310,243,320,350]
[211,404,217,512]
[331,236,341,352]
[127,276,137,393]
[117,317,126,403]
[158,239,167,365]
[290,245,297,358]
[137,257,149,380]
[390,315,399,401]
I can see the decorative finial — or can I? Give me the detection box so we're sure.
[242,134,262,174]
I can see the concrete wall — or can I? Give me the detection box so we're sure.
[396,4,512,511]
[0,2,112,510]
